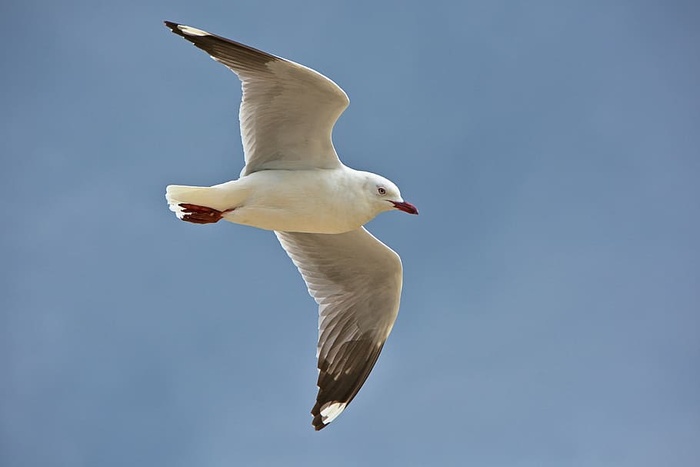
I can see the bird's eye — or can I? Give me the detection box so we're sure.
[377,186,387,195]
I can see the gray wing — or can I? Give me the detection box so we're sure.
[275,228,403,430]
[165,22,348,175]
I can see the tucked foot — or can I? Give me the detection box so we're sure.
[178,203,234,224]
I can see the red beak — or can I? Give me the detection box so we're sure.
[391,200,419,215]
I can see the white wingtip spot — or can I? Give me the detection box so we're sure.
[178,25,209,37]
[319,401,347,425]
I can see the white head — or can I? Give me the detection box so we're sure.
[363,173,418,215]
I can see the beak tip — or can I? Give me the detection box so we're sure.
[392,200,419,215]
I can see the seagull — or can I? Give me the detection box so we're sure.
[163,21,418,430]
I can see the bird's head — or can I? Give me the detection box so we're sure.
[364,174,418,216]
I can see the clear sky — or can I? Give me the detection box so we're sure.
[2,1,699,466]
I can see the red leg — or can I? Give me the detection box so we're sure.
[179,203,234,224]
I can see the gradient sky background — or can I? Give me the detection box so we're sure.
[2,1,699,466]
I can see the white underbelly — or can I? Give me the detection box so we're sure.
[218,170,370,234]
[223,205,359,234]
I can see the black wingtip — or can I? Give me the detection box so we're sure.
[312,419,327,431]
[311,407,329,431]
[164,21,182,35]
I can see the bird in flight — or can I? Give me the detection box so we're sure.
[163,21,418,430]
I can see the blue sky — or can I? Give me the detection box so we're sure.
[2,1,699,466]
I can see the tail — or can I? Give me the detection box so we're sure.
[165,185,229,220]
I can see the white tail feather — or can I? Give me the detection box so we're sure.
[166,185,226,220]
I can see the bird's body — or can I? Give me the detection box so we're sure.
[163,21,417,430]
[168,168,398,234]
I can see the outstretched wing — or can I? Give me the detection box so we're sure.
[275,228,403,430]
[165,21,349,175]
